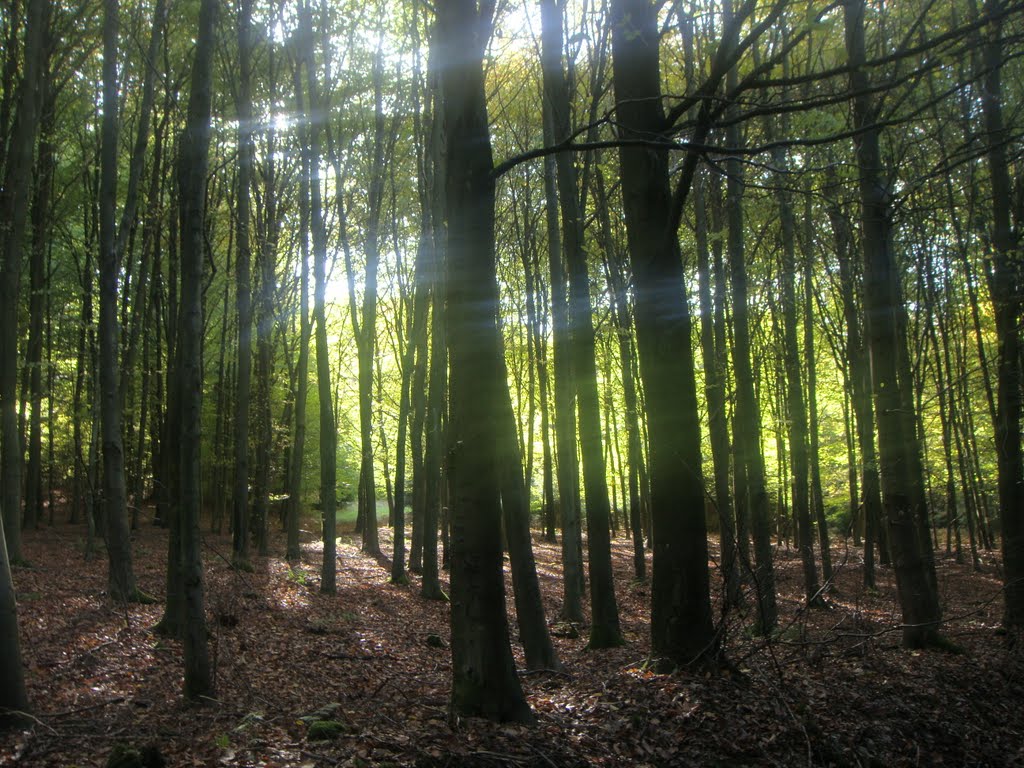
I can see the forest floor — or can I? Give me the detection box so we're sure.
[2,513,1023,767]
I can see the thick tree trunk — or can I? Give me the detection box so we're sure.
[0,0,48,566]
[610,0,717,667]
[844,0,942,648]
[0,509,27,722]
[978,0,1024,636]
[438,0,532,723]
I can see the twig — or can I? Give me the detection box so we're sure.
[43,696,126,719]
[1,709,59,735]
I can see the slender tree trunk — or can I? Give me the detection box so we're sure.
[253,116,279,558]
[497,371,560,671]
[420,257,446,600]
[540,111,584,623]
[802,186,833,584]
[231,0,254,570]
[175,0,217,699]
[726,111,777,633]
[541,0,621,648]
[824,168,884,585]
[100,0,140,603]
[693,165,739,602]
[26,72,54,533]
[769,124,820,605]
[594,168,646,580]
[299,3,337,594]
[286,57,312,565]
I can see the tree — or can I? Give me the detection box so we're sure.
[299,1,338,595]
[231,0,255,571]
[285,50,312,565]
[844,0,942,648]
[609,0,717,667]
[0,0,49,566]
[977,0,1024,637]
[0,509,28,722]
[176,0,217,699]
[99,0,141,604]
[540,0,621,649]
[437,0,532,723]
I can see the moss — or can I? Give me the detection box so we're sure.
[307,719,352,740]
[107,743,143,768]
[106,743,164,768]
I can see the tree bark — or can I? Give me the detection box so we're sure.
[231,0,255,570]
[0,0,49,566]
[844,0,942,648]
[610,0,717,666]
[299,2,337,595]
[286,55,312,565]
[438,0,532,723]
[978,0,1024,636]
[541,0,621,648]
[176,0,217,699]
[99,0,139,603]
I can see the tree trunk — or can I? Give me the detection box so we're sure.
[438,0,532,723]
[25,69,54,533]
[253,114,280,558]
[540,112,584,623]
[769,123,820,605]
[497,373,560,671]
[726,111,777,633]
[693,165,739,603]
[299,3,337,595]
[594,168,646,580]
[610,0,717,666]
[286,55,312,565]
[0,509,27,722]
[231,0,254,570]
[540,0,621,648]
[844,0,942,648]
[978,0,1024,637]
[824,167,885,586]
[175,0,217,699]
[0,0,48,566]
[802,184,833,584]
[100,0,139,603]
